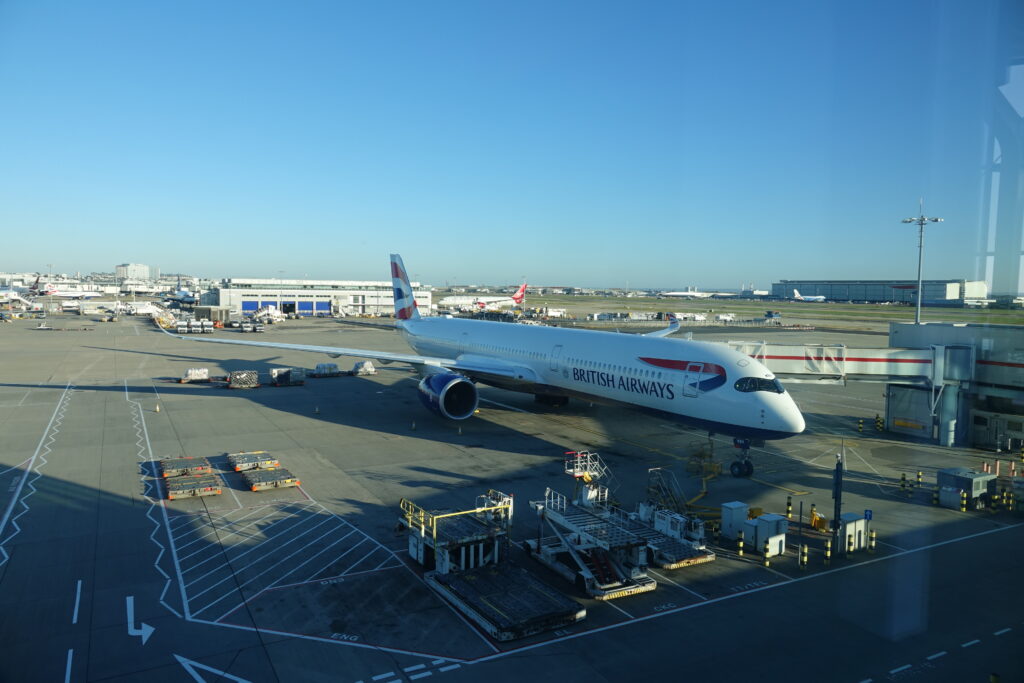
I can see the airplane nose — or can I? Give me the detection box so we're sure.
[783,408,806,434]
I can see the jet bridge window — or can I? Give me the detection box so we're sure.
[734,377,785,394]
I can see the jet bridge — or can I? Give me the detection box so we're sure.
[727,322,1024,449]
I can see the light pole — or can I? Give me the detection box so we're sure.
[901,201,943,324]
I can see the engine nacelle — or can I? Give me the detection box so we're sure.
[417,372,478,420]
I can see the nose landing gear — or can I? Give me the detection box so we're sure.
[729,438,754,478]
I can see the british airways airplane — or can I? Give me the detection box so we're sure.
[165,254,805,477]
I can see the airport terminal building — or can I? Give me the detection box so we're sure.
[214,278,432,316]
[770,279,989,305]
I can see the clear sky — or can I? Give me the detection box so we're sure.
[0,1,1009,289]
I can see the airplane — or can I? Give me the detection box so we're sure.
[29,278,102,299]
[162,255,805,477]
[793,289,826,303]
[662,289,736,299]
[438,283,527,311]
[164,278,198,305]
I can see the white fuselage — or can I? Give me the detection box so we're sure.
[399,317,805,440]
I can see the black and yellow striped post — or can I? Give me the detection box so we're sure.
[960,490,968,512]
[916,470,923,488]
[763,539,770,567]
[874,413,884,431]
[900,473,907,496]
[846,533,854,557]
[932,488,939,506]
[858,419,863,433]
[800,544,808,570]
[786,495,792,520]
[737,529,744,557]
[713,523,720,544]
[991,490,1002,513]
[824,538,831,567]
[868,529,876,554]
[1007,490,1016,514]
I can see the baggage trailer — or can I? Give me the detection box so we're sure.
[159,456,212,478]
[166,474,223,500]
[270,367,306,386]
[228,370,260,389]
[242,468,300,491]
[226,450,280,471]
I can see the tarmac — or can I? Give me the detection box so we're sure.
[0,313,1021,682]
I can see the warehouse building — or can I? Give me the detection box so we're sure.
[214,278,432,316]
[770,279,989,306]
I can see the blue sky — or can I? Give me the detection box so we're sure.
[0,1,1008,289]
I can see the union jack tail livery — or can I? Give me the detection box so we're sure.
[511,282,527,305]
[390,253,420,321]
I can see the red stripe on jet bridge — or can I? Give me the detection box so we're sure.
[761,355,931,364]
[977,359,1024,369]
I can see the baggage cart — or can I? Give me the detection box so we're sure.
[166,474,223,500]
[242,468,301,491]
[159,456,212,478]
[226,451,280,471]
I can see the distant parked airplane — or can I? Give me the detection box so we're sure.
[164,255,805,477]
[29,277,102,299]
[439,283,527,311]
[793,289,826,303]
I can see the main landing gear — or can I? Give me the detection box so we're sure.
[729,438,754,478]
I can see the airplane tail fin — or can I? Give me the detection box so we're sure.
[512,282,527,305]
[793,289,802,300]
[390,254,420,321]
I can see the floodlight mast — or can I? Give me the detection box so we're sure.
[901,199,943,325]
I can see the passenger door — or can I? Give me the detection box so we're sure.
[681,362,703,398]
[550,345,563,374]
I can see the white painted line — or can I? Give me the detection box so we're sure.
[403,663,426,672]
[889,664,911,674]
[72,579,82,624]
[994,627,1011,636]
[194,524,349,616]
[439,664,461,672]
[300,538,368,584]
[0,458,33,478]
[605,600,634,619]
[188,515,335,589]
[341,546,381,576]
[371,673,395,681]
[0,384,71,561]
[409,672,432,681]
[252,530,357,593]
[857,679,872,683]
[926,651,947,660]
[961,639,980,648]
[64,649,73,683]
[125,381,191,619]
[647,569,707,601]
[430,659,445,666]
[877,540,908,552]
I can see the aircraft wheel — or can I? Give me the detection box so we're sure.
[743,460,754,477]
[730,461,745,478]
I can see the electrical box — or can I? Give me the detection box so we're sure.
[720,502,749,540]
[936,467,996,501]
[839,512,870,551]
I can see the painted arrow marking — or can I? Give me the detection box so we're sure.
[125,596,155,645]
[174,654,252,682]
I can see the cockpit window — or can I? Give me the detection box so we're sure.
[734,377,785,394]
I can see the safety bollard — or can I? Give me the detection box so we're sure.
[786,495,792,520]
[960,490,968,512]
[155,404,161,413]
[916,470,923,488]
[991,490,1002,513]
[932,489,939,506]
[824,538,831,567]
[1007,490,1016,514]
[858,419,863,433]
[737,530,744,557]
[900,473,907,496]
[800,544,808,570]
[868,529,876,554]
[763,540,770,568]
[846,533,854,557]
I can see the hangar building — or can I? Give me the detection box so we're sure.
[770,279,989,306]
[214,278,432,316]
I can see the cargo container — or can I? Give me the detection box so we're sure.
[159,456,212,478]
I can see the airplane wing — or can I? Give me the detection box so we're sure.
[159,328,538,383]
[643,314,680,338]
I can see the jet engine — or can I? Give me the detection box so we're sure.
[417,372,478,420]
